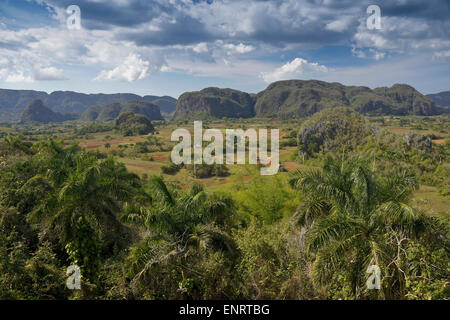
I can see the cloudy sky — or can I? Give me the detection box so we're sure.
[0,0,449,97]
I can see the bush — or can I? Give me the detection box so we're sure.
[188,164,229,178]
[161,163,181,175]
[116,112,154,136]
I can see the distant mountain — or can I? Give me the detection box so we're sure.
[20,99,79,123]
[81,100,163,122]
[174,87,255,119]
[173,80,444,119]
[0,89,176,122]
[427,91,450,107]
[151,98,177,115]
[255,80,440,117]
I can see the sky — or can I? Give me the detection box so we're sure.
[0,0,449,98]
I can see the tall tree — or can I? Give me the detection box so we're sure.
[289,155,448,299]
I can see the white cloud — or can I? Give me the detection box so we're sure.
[33,66,67,80]
[192,42,209,53]
[223,43,255,55]
[434,50,450,59]
[94,53,150,82]
[370,49,385,61]
[5,72,34,83]
[353,16,450,56]
[325,17,353,32]
[261,58,328,83]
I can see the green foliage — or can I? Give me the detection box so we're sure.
[187,163,229,178]
[65,216,101,282]
[115,112,155,136]
[161,162,182,175]
[297,107,373,156]
[234,175,299,224]
[74,122,114,135]
[234,221,316,299]
[122,178,239,299]
[404,241,449,300]
[289,155,449,299]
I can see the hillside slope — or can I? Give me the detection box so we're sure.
[20,99,79,123]
[81,101,163,122]
[427,91,450,107]
[174,87,255,119]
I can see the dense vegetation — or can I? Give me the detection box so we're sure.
[0,107,448,300]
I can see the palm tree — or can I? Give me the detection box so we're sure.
[30,149,140,280]
[289,155,447,299]
[123,177,238,293]
[124,176,236,240]
[4,135,32,154]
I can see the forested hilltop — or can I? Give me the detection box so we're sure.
[0,107,448,300]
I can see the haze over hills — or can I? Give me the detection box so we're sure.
[174,80,445,120]
[81,101,164,122]
[0,89,176,122]
[427,91,450,107]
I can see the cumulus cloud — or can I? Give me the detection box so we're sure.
[261,58,328,83]
[5,72,34,83]
[94,53,150,82]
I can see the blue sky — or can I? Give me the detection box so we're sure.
[0,0,449,98]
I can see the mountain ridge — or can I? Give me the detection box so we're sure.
[0,89,176,122]
[175,80,446,119]
[2,81,449,123]
[427,91,450,107]
[80,100,164,122]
